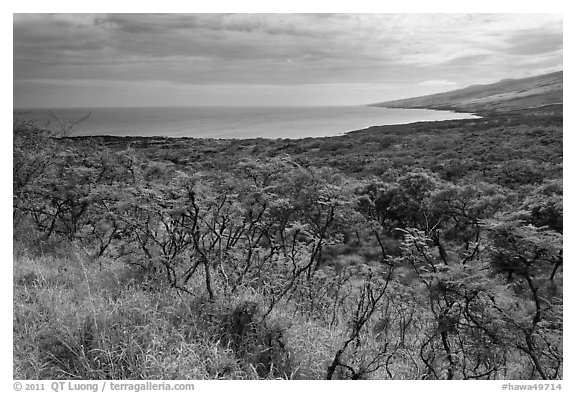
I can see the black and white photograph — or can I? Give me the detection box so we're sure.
[11,9,564,387]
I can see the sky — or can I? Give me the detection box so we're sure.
[13,13,563,108]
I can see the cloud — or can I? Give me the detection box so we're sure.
[504,29,563,56]
[13,13,563,107]
[418,80,459,88]
[14,78,410,107]
[14,13,563,66]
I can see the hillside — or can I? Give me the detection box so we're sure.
[13,68,563,380]
[371,71,563,113]
[14,103,563,380]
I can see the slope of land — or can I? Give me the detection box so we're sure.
[13,72,563,380]
[371,71,562,114]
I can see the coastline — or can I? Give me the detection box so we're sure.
[14,106,479,141]
[64,103,562,156]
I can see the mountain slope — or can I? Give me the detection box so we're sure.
[371,71,563,113]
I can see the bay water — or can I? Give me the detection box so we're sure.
[14,106,478,139]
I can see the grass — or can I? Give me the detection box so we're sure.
[13,240,362,380]
[17,238,536,380]
[14,242,241,379]
[15,237,429,380]
[13,102,562,380]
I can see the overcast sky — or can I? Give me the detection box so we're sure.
[13,13,563,108]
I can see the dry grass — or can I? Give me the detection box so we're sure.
[13,242,351,380]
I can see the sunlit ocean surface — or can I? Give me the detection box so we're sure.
[14,106,478,139]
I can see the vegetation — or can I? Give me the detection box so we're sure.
[372,71,562,113]
[13,105,562,380]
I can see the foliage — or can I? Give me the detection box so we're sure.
[13,108,562,379]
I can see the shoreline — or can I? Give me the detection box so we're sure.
[21,103,561,145]
[58,104,561,155]
[15,106,479,142]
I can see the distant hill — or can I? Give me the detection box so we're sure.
[371,71,563,113]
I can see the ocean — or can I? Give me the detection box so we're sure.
[14,106,478,139]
